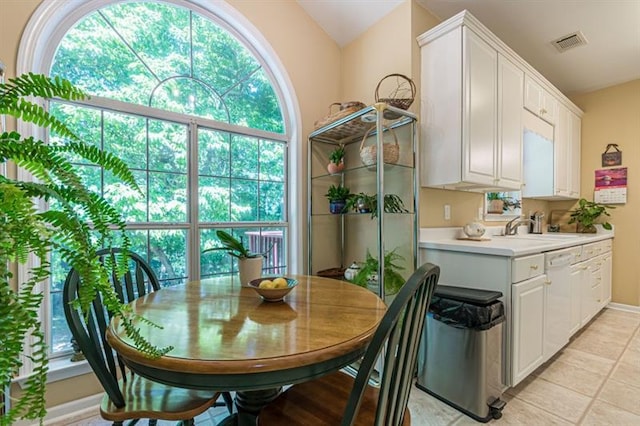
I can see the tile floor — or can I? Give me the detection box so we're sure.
[65,308,640,425]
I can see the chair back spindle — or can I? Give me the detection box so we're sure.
[341,262,439,426]
[63,248,161,408]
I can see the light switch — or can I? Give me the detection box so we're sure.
[444,204,451,220]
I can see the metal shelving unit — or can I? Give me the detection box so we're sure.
[308,103,418,301]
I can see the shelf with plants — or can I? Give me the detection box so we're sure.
[308,103,418,301]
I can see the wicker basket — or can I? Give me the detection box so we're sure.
[359,126,399,167]
[375,74,416,119]
[313,101,366,130]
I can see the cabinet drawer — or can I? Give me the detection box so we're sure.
[582,240,612,261]
[512,254,544,283]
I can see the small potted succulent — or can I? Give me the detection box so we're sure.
[568,198,614,233]
[327,145,345,174]
[325,184,351,214]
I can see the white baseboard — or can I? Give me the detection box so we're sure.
[13,393,102,426]
[607,302,640,314]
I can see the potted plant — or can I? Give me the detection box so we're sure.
[345,193,409,218]
[345,192,375,214]
[568,198,615,233]
[325,184,350,214]
[202,230,265,285]
[1,73,168,424]
[503,196,522,212]
[349,249,406,296]
[377,193,409,217]
[327,145,345,174]
[486,192,506,214]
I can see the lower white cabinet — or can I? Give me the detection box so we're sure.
[572,241,613,328]
[569,262,587,336]
[600,252,612,309]
[421,236,612,388]
[512,274,547,386]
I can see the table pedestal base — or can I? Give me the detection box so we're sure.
[219,387,282,426]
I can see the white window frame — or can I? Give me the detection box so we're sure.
[15,0,303,381]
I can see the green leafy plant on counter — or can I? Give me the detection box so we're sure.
[350,248,406,295]
[568,198,615,233]
[0,73,172,425]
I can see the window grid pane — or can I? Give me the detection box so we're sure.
[46,1,288,358]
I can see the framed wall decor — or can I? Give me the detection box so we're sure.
[601,143,622,167]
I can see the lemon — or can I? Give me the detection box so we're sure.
[259,279,274,289]
[273,277,288,289]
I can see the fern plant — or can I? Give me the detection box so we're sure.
[350,248,406,295]
[0,73,172,425]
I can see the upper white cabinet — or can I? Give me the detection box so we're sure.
[524,75,558,125]
[418,10,583,198]
[419,16,523,191]
[554,104,582,198]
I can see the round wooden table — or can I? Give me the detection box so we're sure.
[106,274,386,425]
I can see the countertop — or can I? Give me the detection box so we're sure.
[419,226,614,257]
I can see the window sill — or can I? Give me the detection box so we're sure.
[484,212,520,222]
[14,358,93,388]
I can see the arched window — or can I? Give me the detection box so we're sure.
[19,0,298,358]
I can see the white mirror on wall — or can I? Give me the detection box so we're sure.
[484,191,522,221]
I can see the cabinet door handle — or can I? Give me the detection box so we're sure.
[540,108,547,115]
[530,265,538,270]
[545,279,552,285]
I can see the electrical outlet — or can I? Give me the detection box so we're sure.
[444,204,451,220]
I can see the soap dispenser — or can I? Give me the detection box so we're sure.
[530,211,544,234]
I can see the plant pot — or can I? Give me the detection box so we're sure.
[576,223,597,233]
[238,256,264,286]
[356,198,372,213]
[327,161,345,174]
[487,200,504,214]
[329,200,346,214]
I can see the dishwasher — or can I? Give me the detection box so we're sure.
[543,247,580,362]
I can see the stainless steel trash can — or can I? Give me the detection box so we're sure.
[416,286,506,422]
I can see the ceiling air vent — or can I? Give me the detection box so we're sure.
[552,31,588,52]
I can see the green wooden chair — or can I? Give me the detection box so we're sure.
[63,248,233,425]
[257,262,440,426]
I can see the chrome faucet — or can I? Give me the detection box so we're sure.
[505,217,534,236]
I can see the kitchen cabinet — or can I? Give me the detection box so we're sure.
[600,251,612,309]
[512,274,546,386]
[418,15,523,191]
[574,240,612,327]
[553,104,582,199]
[418,10,583,197]
[569,262,587,336]
[308,104,418,302]
[420,233,613,388]
[524,75,558,125]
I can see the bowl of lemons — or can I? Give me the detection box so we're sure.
[248,277,298,302]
